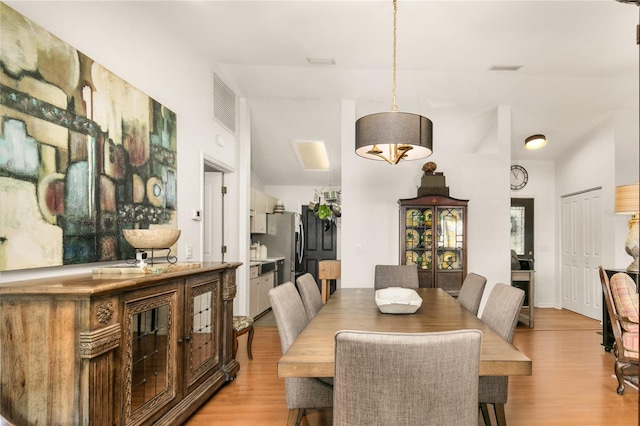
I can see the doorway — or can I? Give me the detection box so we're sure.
[202,154,235,263]
[511,198,535,265]
[300,205,337,291]
[560,188,603,320]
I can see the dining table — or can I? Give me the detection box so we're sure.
[277,288,532,378]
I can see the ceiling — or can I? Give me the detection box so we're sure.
[148,1,638,186]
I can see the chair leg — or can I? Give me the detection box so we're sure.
[614,359,631,395]
[287,408,305,426]
[247,326,254,360]
[494,403,507,426]
[480,403,492,425]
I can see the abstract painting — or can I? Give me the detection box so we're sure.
[0,3,178,271]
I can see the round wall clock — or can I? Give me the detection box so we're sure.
[510,165,528,190]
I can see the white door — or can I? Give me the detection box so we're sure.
[204,172,223,263]
[561,189,602,320]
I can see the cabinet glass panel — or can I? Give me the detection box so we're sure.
[124,292,176,424]
[187,281,219,386]
[404,208,433,270]
[436,207,464,270]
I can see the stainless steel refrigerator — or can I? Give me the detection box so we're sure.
[259,212,300,285]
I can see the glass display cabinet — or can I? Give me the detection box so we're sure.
[399,195,468,296]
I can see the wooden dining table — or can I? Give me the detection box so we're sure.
[278,288,532,378]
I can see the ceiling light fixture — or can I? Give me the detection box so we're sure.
[354,0,433,165]
[524,134,547,150]
[292,140,330,170]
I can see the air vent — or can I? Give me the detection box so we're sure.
[489,65,523,72]
[213,73,236,134]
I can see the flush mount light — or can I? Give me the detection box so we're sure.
[524,134,547,150]
[291,140,330,170]
[354,0,433,165]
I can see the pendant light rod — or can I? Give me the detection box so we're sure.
[391,0,398,113]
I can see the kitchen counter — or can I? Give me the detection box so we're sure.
[251,256,284,263]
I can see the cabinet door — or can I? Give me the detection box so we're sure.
[249,277,260,317]
[123,283,180,425]
[259,272,274,313]
[184,274,222,393]
[435,207,465,295]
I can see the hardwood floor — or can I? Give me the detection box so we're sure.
[185,308,638,425]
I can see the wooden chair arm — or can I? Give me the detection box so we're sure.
[614,313,638,325]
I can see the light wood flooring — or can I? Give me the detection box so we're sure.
[185,308,638,425]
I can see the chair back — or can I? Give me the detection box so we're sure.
[374,265,419,289]
[477,283,524,408]
[333,329,482,426]
[269,282,333,411]
[480,283,525,343]
[268,282,309,354]
[296,273,323,321]
[599,267,639,359]
[457,272,487,316]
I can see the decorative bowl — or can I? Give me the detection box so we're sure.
[375,287,423,314]
[122,229,181,249]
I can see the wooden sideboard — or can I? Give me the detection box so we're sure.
[0,262,241,425]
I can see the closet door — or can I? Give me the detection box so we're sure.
[561,189,602,320]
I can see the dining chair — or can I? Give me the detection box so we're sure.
[374,265,419,289]
[478,282,525,426]
[296,273,323,321]
[457,272,487,316]
[268,282,333,426]
[599,267,639,395]
[232,315,254,360]
[333,329,483,426]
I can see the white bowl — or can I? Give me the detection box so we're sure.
[123,229,181,249]
[375,287,423,314]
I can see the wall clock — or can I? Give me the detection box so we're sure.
[510,165,528,190]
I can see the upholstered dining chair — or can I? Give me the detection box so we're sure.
[268,282,333,425]
[296,273,323,321]
[478,283,525,426]
[599,267,639,395]
[457,272,487,316]
[333,329,483,426]
[374,265,419,289]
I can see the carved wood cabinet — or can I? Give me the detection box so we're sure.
[0,262,241,425]
[399,195,468,296]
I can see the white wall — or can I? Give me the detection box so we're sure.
[340,101,513,313]
[555,111,638,305]
[0,3,243,287]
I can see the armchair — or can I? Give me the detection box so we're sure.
[599,267,639,395]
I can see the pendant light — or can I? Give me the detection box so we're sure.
[355,0,433,165]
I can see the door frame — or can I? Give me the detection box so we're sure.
[200,152,234,262]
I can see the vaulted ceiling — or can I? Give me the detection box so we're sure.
[147,1,638,186]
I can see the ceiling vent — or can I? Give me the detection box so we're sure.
[489,65,523,72]
[213,73,236,134]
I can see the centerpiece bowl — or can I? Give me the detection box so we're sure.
[375,287,423,314]
[122,229,181,249]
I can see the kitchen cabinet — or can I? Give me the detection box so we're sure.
[250,188,277,234]
[0,263,240,426]
[249,267,274,317]
[398,195,468,296]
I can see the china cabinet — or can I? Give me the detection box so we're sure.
[399,195,468,296]
[0,262,240,426]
